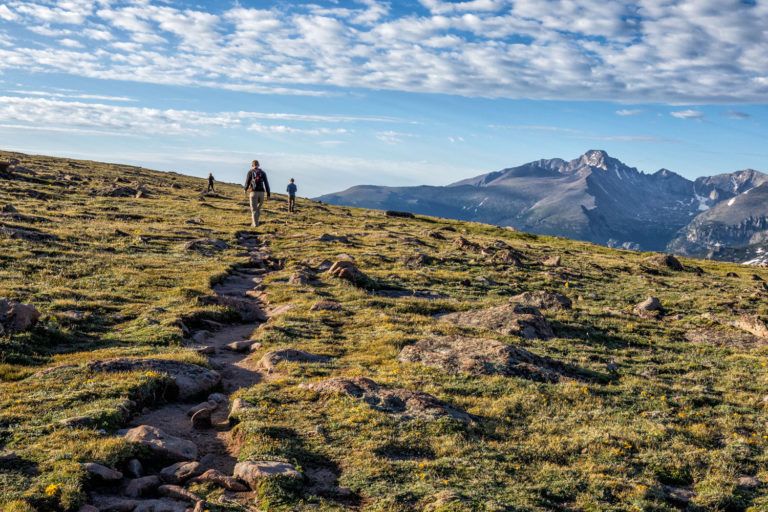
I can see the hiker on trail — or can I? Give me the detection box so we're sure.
[243,160,271,228]
[207,172,215,193]
[287,178,297,213]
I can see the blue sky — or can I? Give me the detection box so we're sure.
[1,0,767,196]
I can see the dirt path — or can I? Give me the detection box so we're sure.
[128,231,271,475]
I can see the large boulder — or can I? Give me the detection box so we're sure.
[159,461,203,484]
[123,425,198,462]
[437,303,554,339]
[234,461,302,489]
[511,291,572,310]
[0,298,40,334]
[88,358,220,400]
[306,377,472,423]
[398,335,581,382]
[634,297,663,318]
[733,315,768,338]
[327,260,373,288]
[83,462,123,481]
[645,253,684,271]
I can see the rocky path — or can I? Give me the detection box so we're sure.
[88,232,278,510]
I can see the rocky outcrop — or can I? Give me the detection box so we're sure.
[88,359,220,400]
[123,425,198,462]
[327,260,373,288]
[733,315,768,338]
[258,349,330,371]
[190,469,248,491]
[645,253,684,271]
[306,377,472,423]
[0,298,40,335]
[398,335,584,382]
[437,303,554,339]
[511,291,572,310]
[182,238,228,254]
[234,461,302,488]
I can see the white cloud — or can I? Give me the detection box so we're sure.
[248,123,350,136]
[0,0,767,102]
[376,130,415,144]
[616,109,643,116]
[671,109,705,120]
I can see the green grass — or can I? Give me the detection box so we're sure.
[3,150,768,511]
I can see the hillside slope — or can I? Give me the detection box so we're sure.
[3,150,768,511]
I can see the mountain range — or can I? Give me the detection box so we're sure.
[317,150,768,263]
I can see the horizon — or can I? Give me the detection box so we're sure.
[1,0,767,196]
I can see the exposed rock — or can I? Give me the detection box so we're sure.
[79,505,99,512]
[132,499,190,512]
[452,236,481,252]
[1,204,17,213]
[234,461,302,488]
[437,303,554,340]
[542,255,561,267]
[403,253,434,269]
[97,185,137,198]
[385,210,415,219]
[83,462,123,481]
[318,233,351,244]
[0,298,41,334]
[126,459,143,479]
[258,349,330,371]
[634,297,664,317]
[157,485,202,503]
[125,475,162,498]
[645,253,684,271]
[733,314,768,338]
[685,327,763,347]
[398,335,583,382]
[0,225,57,242]
[228,398,255,425]
[426,230,446,240]
[310,300,342,312]
[89,495,138,512]
[224,339,261,352]
[190,469,248,492]
[737,476,761,488]
[159,461,204,484]
[491,249,523,266]
[288,268,315,285]
[202,295,267,322]
[306,377,472,422]
[511,290,572,310]
[726,271,739,278]
[187,400,218,417]
[327,260,373,288]
[661,485,695,505]
[207,392,227,404]
[182,238,228,254]
[88,359,220,400]
[123,426,198,462]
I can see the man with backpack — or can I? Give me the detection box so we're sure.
[243,160,271,227]
[287,178,297,213]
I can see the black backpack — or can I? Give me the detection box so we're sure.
[250,170,264,190]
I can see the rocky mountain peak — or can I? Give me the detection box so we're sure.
[576,149,612,170]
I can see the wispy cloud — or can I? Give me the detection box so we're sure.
[671,109,705,120]
[725,110,751,120]
[615,109,642,116]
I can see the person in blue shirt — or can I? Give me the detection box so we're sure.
[287,178,297,213]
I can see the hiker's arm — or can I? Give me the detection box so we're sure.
[264,173,271,197]
[243,171,251,190]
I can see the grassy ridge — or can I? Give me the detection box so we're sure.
[2,150,768,511]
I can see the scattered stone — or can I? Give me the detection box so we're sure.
[157,485,202,504]
[661,485,695,505]
[187,400,218,417]
[318,233,351,243]
[634,297,663,318]
[126,459,143,479]
[426,230,446,240]
[685,327,762,347]
[737,476,761,488]
[195,345,215,355]
[327,260,373,288]
[306,377,472,422]
[190,469,249,492]
[159,461,204,484]
[452,236,481,252]
[733,315,768,338]
[1,204,17,213]
[89,495,138,512]
[542,255,561,267]
[726,271,739,278]
[491,249,523,266]
[125,475,162,498]
[97,185,137,198]
[228,398,255,425]
[182,238,228,254]
[398,335,583,382]
[88,359,220,400]
[511,290,572,310]
[0,298,41,334]
[225,339,261,352]
[646,253,684,271]
[234,461,303,488]
[310,300,342,312]
[437,303,554,340]
[403,253,434,269]
[83,462,123,481]
[208,392,227,404]
[0,225,57,243]
[123,426,198,462]
[385,210,415,219]
[288,269,315,285]
[259,349,330,371]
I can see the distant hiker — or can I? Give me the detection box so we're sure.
[243,160,271,227]
[207,173,215,193]
[287,178,297,213]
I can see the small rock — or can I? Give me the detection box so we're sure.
[318,233,351,243]
[733,314,768,338]
[83,462,123,481]
[124,426,198,462]
[89,495,137,512]
[646,253,684,271]
[258,349,331,371]
[327,260,373,288]
[385,210,415,219]
[182,238,228,254]
[661,485,695,504]
[737,475,761,488]
[228,398,255,425]
[195,345,215,355]
[634,297,663,317]
[511,291,572,310]
[542,255,561,267]
[190,468,249,492]
[157,484,202,504]
[187,400,218,417]
[0,298,41,334]
[192,331,209,344]
[726,271,739,278]
[310,300,342,312]
[125,475,162,498]
[132,499,189,512]
[225,339,260,352]
[234,461,302,489]
[126,459,143,479]
[159,461,204,484]
[207,393,227,404]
